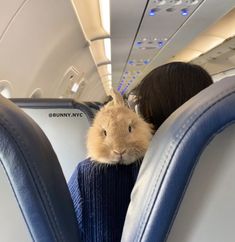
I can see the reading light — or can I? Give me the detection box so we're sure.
[158,41,164,48]
[143,59,150,65]
[181,8,189,16]
[121,88,126,96]
[121,84,130,95]
[149,8,157,16]
[135,37,168,50]
[99,0,110,34]
[118,82,123,91]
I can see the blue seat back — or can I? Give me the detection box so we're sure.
[0,95,80,242]
[121,78,235,242]
[83,101,101,114]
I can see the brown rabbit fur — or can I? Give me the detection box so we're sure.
[87,90,153,165]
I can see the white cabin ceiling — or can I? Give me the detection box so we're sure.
[111,0,148,91]
[1,1,235,101]
[192,37,235,76]
[0,0,25,36]
[111,0,235,95]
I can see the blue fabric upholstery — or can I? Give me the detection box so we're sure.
[121,78,235,242]
[0,95,81,242]
[68,158,141,242]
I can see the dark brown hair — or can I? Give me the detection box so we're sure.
[136,62,213,131]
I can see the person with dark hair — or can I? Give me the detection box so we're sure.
[135,62,213,132]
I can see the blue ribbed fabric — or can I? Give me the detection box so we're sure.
[68,158,141,242]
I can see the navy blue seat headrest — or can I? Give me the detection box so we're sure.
[0,96,81,242]
[83,101,101,111]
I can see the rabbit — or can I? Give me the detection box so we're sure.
[86,90,153,165]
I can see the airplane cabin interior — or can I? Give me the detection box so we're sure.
[1,1,235,242]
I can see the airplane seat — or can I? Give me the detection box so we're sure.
[11,98,94,181]
[83,101,101,115]
[0,95,80,242]
[121,77,235,242]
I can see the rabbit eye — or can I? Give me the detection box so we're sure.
[103,129,107,136]
[128,125,132,133]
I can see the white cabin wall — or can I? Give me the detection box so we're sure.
[0,0,25,35]
[78,71,105,102]
[0,0,106,102]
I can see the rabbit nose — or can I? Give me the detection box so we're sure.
[113,149,126,156]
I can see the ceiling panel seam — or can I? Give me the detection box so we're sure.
[118,0,151,84]
[0,0,31,43]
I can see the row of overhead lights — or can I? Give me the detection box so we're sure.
[121,37,168,93]
[128,59,150,65]
[118,0,201,95]
[135,37,168,49]
[149,8,190,16]
[149,0,199,17]
[117,70,142,93]
[153,0,199,4]
[117,79,134,94]
[122,36,169,91]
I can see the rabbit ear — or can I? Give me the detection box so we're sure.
[110,89,125,106]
